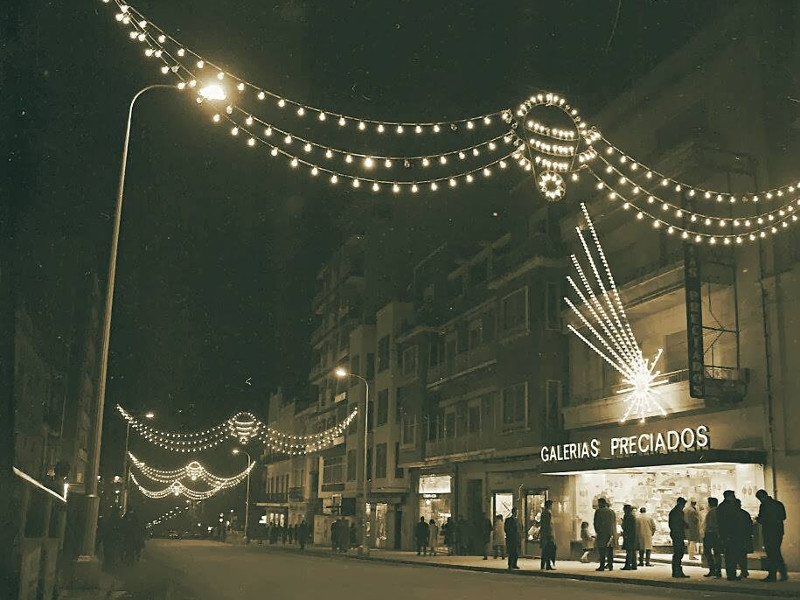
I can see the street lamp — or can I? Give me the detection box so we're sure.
[232,448,251,543]
[122,410,154,513]
[335,367,370,555]
[86,81,226,555]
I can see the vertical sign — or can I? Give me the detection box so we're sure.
[684,243,705,398]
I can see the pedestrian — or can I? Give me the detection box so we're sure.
[349,522,357,550]
[281,523,288,544]
[504,507,521,571]
[338,518,349,552]
[735,499,752,578]
[331,518,339,552]
[669,497,689,578]
[756,489,788,582]
[636,507,655,567]
[480,513,493,560]
[298,518,309,550]
[703,497,721,578]
[580,521,593,563]
[540,500,555,570]
[456,515,468,555]
[718,490,741,580]
[101,508,123,571]
[122,507,145,564]
[593,498,616,571]
[288,522,294,544]
[415,517,430,556]
[443,516,455,556]
[621,504,637,571]
[685,499,701,560]
[492,515,506,560]
[428,519,439,556]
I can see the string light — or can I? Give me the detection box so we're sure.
[130,453,255,487]
[566,203,668,423]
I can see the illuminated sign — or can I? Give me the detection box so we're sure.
[540,425,710,462]
[418,475,451,494]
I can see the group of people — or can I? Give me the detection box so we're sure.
[590,489,787,582]
[96,506,146,570]
[264,519,311,549]
[414,517,440,555]
[330,517,356,552]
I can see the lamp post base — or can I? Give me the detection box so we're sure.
[357,544,370,557]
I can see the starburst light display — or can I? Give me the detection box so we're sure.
[565,203,669,423]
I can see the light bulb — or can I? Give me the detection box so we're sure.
[364,157,374,169]
[325,150,333,159]
[384,159,392,168]
[338,117,346,127]
[415,125,422,134]
[377,124,385,133]
[297,107,305,116]
[396,125,403,134]
[318,112,326,121]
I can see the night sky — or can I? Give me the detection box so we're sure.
[11,0,724,493]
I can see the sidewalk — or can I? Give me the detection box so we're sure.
[246,541,800,598]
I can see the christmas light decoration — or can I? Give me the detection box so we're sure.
[117,404,358,455]
[565,203,668,423]
[129,458,253,500]
[129,453,254,487]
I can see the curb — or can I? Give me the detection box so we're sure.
[246,543,798,598]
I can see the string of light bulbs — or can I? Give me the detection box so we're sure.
[146,505,190,529]
[129,453,254,486]
[130,460,254,500]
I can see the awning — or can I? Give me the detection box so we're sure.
[541,449,766,475]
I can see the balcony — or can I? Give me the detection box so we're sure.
[489,235,564,289]
[264,492,288,504]
[427,343,497,388]
[424,431,495,459]
[288,486,304,502]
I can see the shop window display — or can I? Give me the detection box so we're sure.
[574,463,763,547]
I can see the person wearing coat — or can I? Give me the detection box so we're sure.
[443,516,455,555]
[756,489,788,582]
[504,507,521,570]
[593,498,617,571]
[685,500,701,560]
[428,519,439,556]
[415,517,430,555]
[480,514,493,560]
[492,515,506,559]
[621,505,638,570]
[669,497,689,578]
[540,500,556,570]
[636,507,656,567]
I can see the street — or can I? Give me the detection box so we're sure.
[113,540,772,600]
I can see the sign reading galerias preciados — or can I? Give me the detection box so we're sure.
[540,425,710,462]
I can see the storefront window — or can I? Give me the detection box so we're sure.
[573,463,764,546]
[493,492,514,518]
[525,491,548,550]
[367,502,388,548]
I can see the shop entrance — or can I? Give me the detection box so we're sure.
[524,490,548,555]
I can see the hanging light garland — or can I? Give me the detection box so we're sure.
[566,204,668,423]
[100,0,800,242]
[146,505,191,529]
[117,404,358,455]
[129,453,255,487]
[129,459,253,500]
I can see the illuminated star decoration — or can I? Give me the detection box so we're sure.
[565,203,668,423]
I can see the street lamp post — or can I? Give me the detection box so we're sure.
[122,410,154,514]
[335,367,370,556]
[233,449,251,543]
[84,82,227,557]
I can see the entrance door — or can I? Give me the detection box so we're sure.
[393,508,402,550]
[524,490,548,556]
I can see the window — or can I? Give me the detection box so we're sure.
[429,338,443,367]
[482,309,496,342]
[402,415,416,447]
[444,410,456,439]
[481,393,495,432]
[468,401,481,434]
[323,456,343,485]
[502,383,527,430]
[375,443,387,479]
[402,346,418,376]
[396,387,404,423]
[346,449,357,481]
[366,353,375,379]
[502,287,528,331]
[544,380,562,430]
[469,319,482,350]
[457,321,469,353]
[378,335,390,372]
[445,337,457,362]
[395,442,404,478]
[428,415,440,441]
[351,354,361,377]
[665,331,688,372]
[339,328,348,351]
[377,389,389,426]
[545,282,561,330]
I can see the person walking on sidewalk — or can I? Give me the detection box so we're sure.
[428,519,439,556]
[415,517,430,556]
[735,499,752,578]
[756,489,788,582]
[298,519,309,550]
[621,504,638,571]
[540,500,556,570]
[504,507,521,570]
[492,515,506,559]
[636,507,655,567]
[480,513,493,560]
[718,490,742,580]
[593,498,616,571]
[443,516,455,556]
[703,497,722,578]
[685,499,701,560]
[669,497,689,578]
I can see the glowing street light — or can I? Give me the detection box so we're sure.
[335,367,370,555]
[144,411,155,419]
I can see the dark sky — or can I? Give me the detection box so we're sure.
[11,0,725,483]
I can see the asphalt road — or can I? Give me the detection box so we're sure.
[113,539,767,600]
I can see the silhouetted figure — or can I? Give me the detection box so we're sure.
[349,522,357,549]
[621,504,637,570]
[479,514,493,560]
[492,515,505,559]
[456,516,468,555]
[415,517,430,555]
[718,490,742,580]
[756,489,788,582]
[703,497,721,578]
[669,497,689,578]
[685,499,701,560]
[428,519,439,556]
[593,498,616,571]
[443,516,455,555]
[101,508,123,570]
[122,507,145,564]
[298,519,309,550]
[504,507,521,570]
[735,499,752,578]
[636,507,655,567]
[540,500,555,570]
